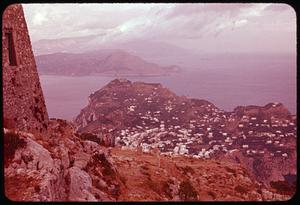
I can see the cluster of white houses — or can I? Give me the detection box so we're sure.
[113,99,296,160]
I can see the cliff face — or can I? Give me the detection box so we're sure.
[2,4,49,135]
[74,79,296,194]
[4,119,290,201]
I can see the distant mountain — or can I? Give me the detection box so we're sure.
[35,49,180,76]
[32,35,199,67]
[113,39,205,67]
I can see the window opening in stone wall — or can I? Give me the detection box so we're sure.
[5,31,17,66]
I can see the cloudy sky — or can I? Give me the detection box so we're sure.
[23,3,296,54]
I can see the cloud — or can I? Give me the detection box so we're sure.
[265,3,294,12]
[239,4,271,17]
[22,3,296,54]
[235,19,248,26]
[32,11,48,25]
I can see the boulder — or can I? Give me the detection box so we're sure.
[67,166,96,201]
[73,151,91,169]
[83,140,100,154]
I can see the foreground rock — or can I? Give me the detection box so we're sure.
[4,119,123,201]
[4,119,293,201]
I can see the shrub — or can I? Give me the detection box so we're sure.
[207,191,216,199]
[162,180,173,199]
[78,132,101,144]
[140,168,150,178]
[225,166,237,177]
[234,185,248,195]
[147,180,161,195]
[93,153,115,177]
[181,165,195,175]
[140,164,149,170]
[4,131,27,167]
[179,180,198,201]
[111,184,121,199]
[34,185,40,193]
[270,180,295,195]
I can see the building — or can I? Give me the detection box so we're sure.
[2,4,49,134]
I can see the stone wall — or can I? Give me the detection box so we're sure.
[2,4,49,134]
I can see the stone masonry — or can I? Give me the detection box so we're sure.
[2,4,49,134]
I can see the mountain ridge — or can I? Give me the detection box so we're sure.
[35,50,180,76]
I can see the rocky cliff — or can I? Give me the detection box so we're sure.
[4,119,123,201]
[4,119,291,201]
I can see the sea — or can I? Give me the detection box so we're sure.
[39,54,297,120]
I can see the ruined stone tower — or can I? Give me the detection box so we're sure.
[2,4,49,134]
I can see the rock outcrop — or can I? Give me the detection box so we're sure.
[4,119,123,201]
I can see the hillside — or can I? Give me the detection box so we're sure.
[4,119,292,201]
[35,49,180,76]
[74,79,296,191]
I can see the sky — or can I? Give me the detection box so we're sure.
[22,3,296,54]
